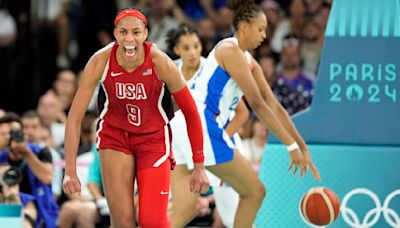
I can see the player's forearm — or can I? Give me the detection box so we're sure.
[251,101,294,146]
[225,100,249,137]
[64,119,81,174]
[274,105,307,150]
[172,87,204,163]
[225,117,244,137]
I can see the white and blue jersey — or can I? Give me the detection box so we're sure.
[192,37,252,166]
[171,37,251,169]
[193,42,242,127]
[173,57,205,90]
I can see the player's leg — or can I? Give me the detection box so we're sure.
[170,164,199,228]
[169,110,200,227]
[99,149,136,228]
[210,133,242,228]
[136,159,171,228]
[207,150,266,228]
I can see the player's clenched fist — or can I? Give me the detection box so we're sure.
[62,174,81,195]
[190,163,210,194]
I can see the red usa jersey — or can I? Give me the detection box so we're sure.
[97,41,174,134]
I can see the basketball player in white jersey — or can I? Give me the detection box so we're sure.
[169,0,321,227]
[166,25,249,228]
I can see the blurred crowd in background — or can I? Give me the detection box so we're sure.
[0,0,331,227]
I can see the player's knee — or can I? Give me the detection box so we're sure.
[244,182,266,203]
[254,183,267,201]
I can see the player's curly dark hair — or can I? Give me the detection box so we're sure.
[227,0,263,30]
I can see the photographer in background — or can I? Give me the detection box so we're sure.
[0,165,37,228]
[21,110,64,200]
[0,113,59,228]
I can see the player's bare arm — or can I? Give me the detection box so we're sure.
[216,44,294,145]
[225,99,249,137]
[63,49,109,194]
[251,57,320,180]
[216,43,307,176]
[251,56,307,148]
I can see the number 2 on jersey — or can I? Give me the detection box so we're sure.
[229,96,239,110]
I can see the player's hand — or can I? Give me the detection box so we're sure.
[62,173,81,196]
[190,163,210,194]
[288,148,307,177]
[302,149,321,181]
[307,161,320,181]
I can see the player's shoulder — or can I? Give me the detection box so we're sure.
[149,43,165,59]
[93,42,114,63]
[216,37,239,49]
[215,38,241,59]
[149,43,170,67]
[81,42,114,82]
[87,42,114,74]
[214,40,242,66]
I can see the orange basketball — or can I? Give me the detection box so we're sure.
[300,187,340,226]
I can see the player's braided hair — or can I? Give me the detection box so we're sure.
[227,0,263,30]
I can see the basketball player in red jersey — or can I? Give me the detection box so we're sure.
[62,9,210,228]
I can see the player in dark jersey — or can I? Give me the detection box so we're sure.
[63,9,209,228]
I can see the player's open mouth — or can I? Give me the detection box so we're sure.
[124,45,136,57]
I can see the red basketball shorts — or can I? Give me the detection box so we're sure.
[96,120,175,170]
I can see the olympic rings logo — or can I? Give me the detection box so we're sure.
[341,188,400,228]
